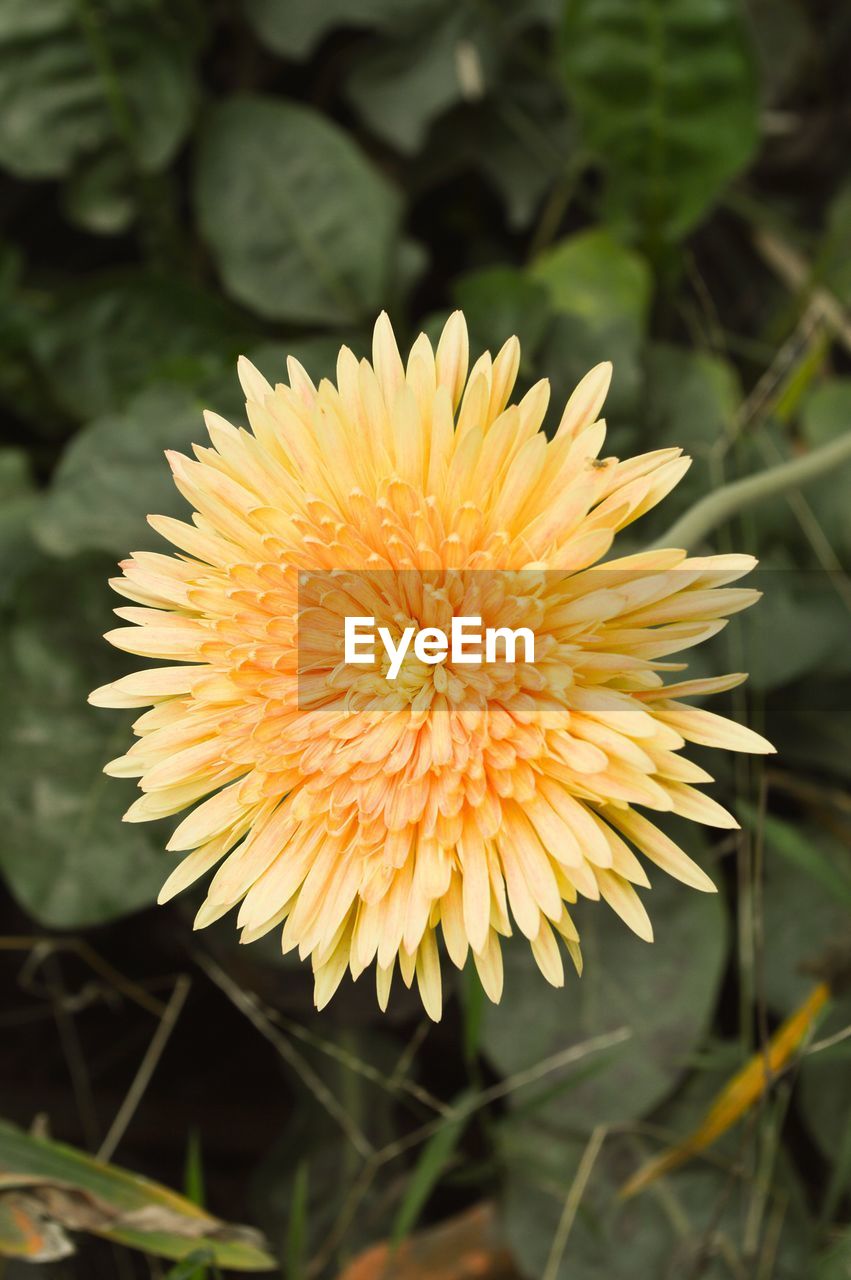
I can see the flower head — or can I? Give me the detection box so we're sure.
[90,312,772,1019]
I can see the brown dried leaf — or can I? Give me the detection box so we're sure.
[336,1202,519,1280]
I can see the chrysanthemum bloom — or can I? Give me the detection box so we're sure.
[90,313,772,1019]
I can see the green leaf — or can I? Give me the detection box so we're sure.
[560,0,759,240]
[759,817,851,1016]
[425,64,576,230]
[61,149,137,236]
[816,1231,851,1280]
[815,182,851,310]
[31,276,256,420]
[0,1118,275,1270]
[244,0,427,60]
[0,0,198,180]
[345,5,496,154]
[531,228,650,421]
[532,228,650,326]
[453,267,552,361]
[734,559,851,691]
[194,96,402,326]
[741,806,851,913]
[0,556,167,928]
[799,1043,851,1200]
[800,379,851,558]
[0,448,40,608]
[166,1251,217,1280]
[0,246,59,429]
[780,810,851,1228]
[481,854,727,1131]
[35,342,357,562]
[641,342,739,520]
[35,384,205,558]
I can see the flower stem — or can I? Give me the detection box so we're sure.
[655,430,851,550]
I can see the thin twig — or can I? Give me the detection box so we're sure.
[764,770,851,815]
[98,974,192,1162]
[806,1022,851,1056]
[390,1019,432,1089]
[1,935,167,1017]
[270,1008,450,1118]
[542,1126,606,1280]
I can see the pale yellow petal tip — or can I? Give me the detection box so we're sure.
[376,966,393,1012]
[193,899,227,930]
[746,730,777,755]
[88,684,115,707]
[555,360,614,440]
[419,989,443,1022]
[237,354,273,405]
[588,360,613,405]
[102,756,135,778]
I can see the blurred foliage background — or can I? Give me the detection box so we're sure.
[1,0,851,1276]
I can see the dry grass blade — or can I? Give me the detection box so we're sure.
[620,983,830,1198]
[542,1125,606,1280]
[97,974,192,1162]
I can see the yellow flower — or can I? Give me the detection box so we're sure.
[90,312,772,1019]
